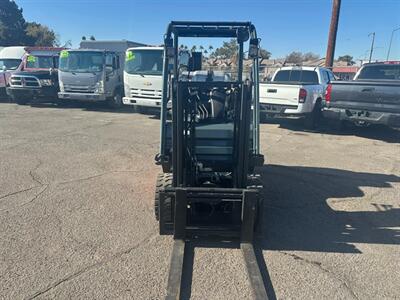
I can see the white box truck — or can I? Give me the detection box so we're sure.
[122,47,163,111]
[58,40,145,108]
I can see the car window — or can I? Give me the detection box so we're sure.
[322,71,329,83]
[357,65,400,80]
[273,70,319,84]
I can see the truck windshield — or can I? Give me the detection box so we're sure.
[357,65,400,80]
[59,51,104,73]
[0,59,22,71]
[125,50,163,76]
[274,70,319,84]
[26,55,56,69]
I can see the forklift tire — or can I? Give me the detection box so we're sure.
[154,172,173,221]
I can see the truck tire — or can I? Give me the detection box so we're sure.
[304,100,322,129]
[14,97,29,105]
[108,90,123,108]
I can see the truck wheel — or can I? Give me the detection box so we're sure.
[15,97,29,105]
[108,91,123,108]
[304,100,322,129]
[260,113,268,123]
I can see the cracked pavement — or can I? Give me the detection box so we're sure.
[0,102,399,299]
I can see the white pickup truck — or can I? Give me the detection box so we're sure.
[260,66,335,128]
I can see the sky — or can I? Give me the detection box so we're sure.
[15,0,400,61]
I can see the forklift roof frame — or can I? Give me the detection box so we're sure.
[159,21,261,161]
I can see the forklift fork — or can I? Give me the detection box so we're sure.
[164,189,268,300]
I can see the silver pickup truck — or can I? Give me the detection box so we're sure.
[323,62,400,128]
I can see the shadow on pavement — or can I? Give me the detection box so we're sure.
[258,164,400,254]
[266,118,400,144]
[28,100,139,114]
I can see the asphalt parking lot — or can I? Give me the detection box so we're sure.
[0,101,399,300]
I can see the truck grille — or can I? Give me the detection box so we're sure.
[130,88,162,99]
[64,85,95,93]
[10,75,40,88]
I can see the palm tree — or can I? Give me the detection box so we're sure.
[199,45,204,52]
[208,45,214,58]
[191,45,197,52]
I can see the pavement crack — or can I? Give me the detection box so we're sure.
[29,160,44,185]
[26,233,158,299]
[0,186,38,201]
[279,251,359,300]
[21,185,49,207]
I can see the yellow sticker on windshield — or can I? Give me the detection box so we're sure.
[60,50,69,59]
[27,55,36,63]
[126,51,135,61]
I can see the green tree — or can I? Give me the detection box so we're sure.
[191,45,197,52]
[25,22,57,46]
[259,48,271,61]
[89,35,96,41]
[0,0,27,46]
[303,52,320,62]
[338,55,355,65]
[213,39,238,59]
[82,36,87,41]
[285,51,304,64]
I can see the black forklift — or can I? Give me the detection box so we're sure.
[155,21,266,299]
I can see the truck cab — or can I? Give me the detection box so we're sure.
[0,46,26,99]
[7,47,65,105]
[58,49,123,106]
[122,47,163,111]
[58,40,143,108]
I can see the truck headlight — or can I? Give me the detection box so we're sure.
[94,81,104,93]
[59,81,64,92]
[40,79,53,86]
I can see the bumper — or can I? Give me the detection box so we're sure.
[323,107,400,127]
[7,87,58,100]
[123,96,162,108]
[260,103,310,116]
[58,92,107,101]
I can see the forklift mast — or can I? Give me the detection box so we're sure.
[155,21,267,299]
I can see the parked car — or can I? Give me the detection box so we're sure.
[323,61,400,129]
[6,47,65,105]
[58,40,145,108]
[0,46,26,99]
[260,66,335,128]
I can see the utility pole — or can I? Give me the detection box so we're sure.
[368,32,375,63]
[325,0,341,68]
[387,27,400,61]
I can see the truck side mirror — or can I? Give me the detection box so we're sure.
[106,65,113,74]
[249,38,259,59]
